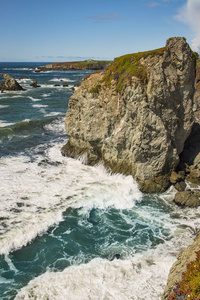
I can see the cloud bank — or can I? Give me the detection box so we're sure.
[176,0,200,53]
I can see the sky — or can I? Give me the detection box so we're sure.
[0,0,199,62]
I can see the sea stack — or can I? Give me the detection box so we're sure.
[0,73,25,91]
[62,37,196,193]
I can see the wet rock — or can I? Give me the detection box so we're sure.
[63,82,68,87]
[110,254,121,261]
[30,81,41,88]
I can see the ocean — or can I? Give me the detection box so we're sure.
[0,62,199,300]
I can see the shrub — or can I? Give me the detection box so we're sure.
[168,250,200,300]
[89,84,101,94]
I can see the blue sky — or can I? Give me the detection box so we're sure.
[0,0,199,62]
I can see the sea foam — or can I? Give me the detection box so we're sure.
[0,141,142,255]
[14,226,197,300]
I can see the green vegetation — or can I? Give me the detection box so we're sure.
[193,51,199,61]
[78,60,111,70]
[192,52,200,67]
[103,47,167,93]
[168,250,200,300]
[89,84,101,95]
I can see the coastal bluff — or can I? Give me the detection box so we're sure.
[35,59,111,72]
[62,37,196,193]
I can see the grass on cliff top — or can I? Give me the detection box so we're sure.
[103,46,167,93]
[168,250,200,300]
[77,60,111,70]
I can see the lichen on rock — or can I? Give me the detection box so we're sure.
[62,37,196,193]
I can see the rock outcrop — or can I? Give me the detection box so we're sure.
[62,37,196,193]
[162,233,200,299]
[0,73,25,91]
[30,81,41,88]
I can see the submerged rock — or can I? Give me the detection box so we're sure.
[30,81,41,88]
[62,37,196,193]
[0,73,25,91]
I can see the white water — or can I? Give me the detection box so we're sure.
[49,78,75,82]
[0,139,142,255]
[1,117,200,299]
[14,227,197,300]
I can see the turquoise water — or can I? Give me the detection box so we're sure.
[0,63,199,300]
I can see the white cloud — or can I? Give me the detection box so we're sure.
[176,0,200,53]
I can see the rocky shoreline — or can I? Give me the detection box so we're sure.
[61,37,200,299]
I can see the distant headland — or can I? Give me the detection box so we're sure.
[34,59,112,72]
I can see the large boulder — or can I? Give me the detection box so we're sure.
[0,73,25,91]
[62,37,196,193]
[174,190,200,207]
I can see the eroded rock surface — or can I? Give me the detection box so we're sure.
[62,37,196,193]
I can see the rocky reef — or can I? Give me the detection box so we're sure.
[62,37,196,193]
[0,73,25,92]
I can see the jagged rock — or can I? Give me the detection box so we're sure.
[63,82,68,87]
[62,37,195,193]
[170,171,184,184]
[162,233,200,299]
[30,81,40,88]
[0,73,25,91]
[174,190,200,207]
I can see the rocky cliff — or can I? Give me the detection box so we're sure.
[62,37,196,193]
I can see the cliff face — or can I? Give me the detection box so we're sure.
[62,37,196,193]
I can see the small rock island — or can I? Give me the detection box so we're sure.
[0,73,25,92]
